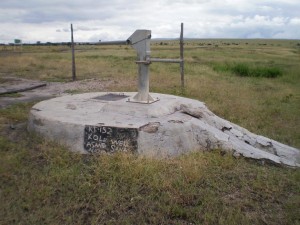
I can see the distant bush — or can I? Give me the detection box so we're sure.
[231,63,250,76]
[232,63,282,78]
[213,62,283,78]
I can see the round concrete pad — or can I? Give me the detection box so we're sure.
[28,92,300,167]
[28,92,198,156]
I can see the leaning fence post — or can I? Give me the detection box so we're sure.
[180,22,184,89]
[71,23,76,81]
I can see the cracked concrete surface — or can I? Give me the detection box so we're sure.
[28,92,300,167]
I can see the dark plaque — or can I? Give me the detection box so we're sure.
[84,125,138,153]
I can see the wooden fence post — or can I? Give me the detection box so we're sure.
[71,24,76,81]
[180,23,184,89]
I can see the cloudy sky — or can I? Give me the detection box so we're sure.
[0,0,299,44]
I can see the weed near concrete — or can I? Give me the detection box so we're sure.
[0,93,24,98]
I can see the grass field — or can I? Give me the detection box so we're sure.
[0,39,300,224]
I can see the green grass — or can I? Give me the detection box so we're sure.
[0,92,24,97]
[0,88,299,225]
[0,108,299,224]
[0,102,34,123]
[63,89,85,95]
[0,40,300,224]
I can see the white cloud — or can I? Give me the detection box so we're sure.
[0,0,299,43]
[290,17,300,25]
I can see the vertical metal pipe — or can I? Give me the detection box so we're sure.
[133,40,153,102]
[71,24,76,81]
[180,23,184,89]
[128,30,154,103]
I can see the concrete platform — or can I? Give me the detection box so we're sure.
[28,92,300,167]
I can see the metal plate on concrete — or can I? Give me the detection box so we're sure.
[93,93,129,101]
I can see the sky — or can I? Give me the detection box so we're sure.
[0,0,300,44]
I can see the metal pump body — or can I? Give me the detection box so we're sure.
[126,30,156,103]
[96,25,184,104]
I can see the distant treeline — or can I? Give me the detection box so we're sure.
[0,42,99,46]
[1,40,299,47]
